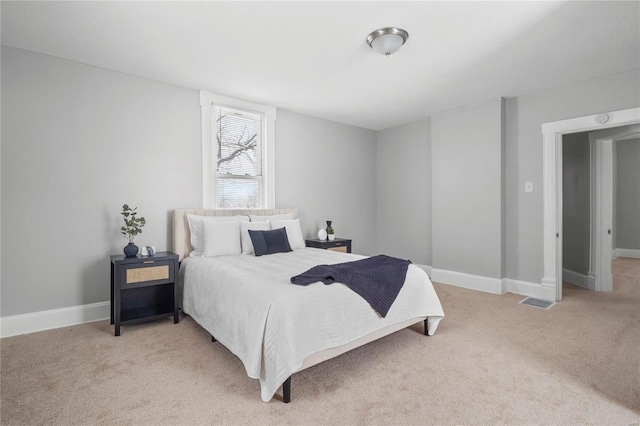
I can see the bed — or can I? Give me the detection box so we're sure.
[173,208,444,402]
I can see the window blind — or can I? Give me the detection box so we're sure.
[214,106,264,208]
[215,106,263,176]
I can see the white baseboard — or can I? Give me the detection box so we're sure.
[430,268,556,301]
[430,268,504,294]
[587,272,596,291]
[612,248,640,259]
[562,268,589,289]
[0,301,110,338]
[504,279,556,301]
[0,263,574,338]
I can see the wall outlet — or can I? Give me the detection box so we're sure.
[525,181,533,193]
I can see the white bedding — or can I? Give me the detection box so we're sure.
[181,248,444,402]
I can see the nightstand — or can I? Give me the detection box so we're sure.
[305,238,352,253]
[110,251,179,336]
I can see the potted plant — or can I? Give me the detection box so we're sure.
[120,204,146,257]
[326,220,335,241]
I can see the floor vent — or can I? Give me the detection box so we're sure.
[519,297,555,309]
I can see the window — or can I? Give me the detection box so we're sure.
[200,92,276,208]
[216,106,263,208]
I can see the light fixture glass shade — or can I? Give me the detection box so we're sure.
[366,27,409,56]
[370,34,404,56]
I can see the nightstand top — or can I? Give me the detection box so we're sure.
[305,237,351,243]
[110,251,178,264]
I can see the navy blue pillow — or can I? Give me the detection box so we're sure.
[248,227,292,256]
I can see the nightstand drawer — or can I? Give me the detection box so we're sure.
[119,260,175,287]
[126,264,169,284]
[327,246,348,253]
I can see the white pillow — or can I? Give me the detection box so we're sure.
[271,218,305,250]
[187,214,249,257]
[240,221,272,254]
[202,221,241,257]
[250,212,294,222]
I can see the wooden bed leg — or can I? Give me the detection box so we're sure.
[424,318,429,336]
[283,376,291,403]
[211,335,216,342]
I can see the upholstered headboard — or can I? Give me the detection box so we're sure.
[172,208,298,261]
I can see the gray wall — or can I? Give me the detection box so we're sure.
[1,47,202,316]
[274,109,377,255]
[616,138,640,250]
[1,47,378,317]
[376,119,431,265]
[2,46,639,319]
[432,98,505,278]
[505,69,640,284]
[562,132,590,275]
[363,70,638,284]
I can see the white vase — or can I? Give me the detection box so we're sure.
[328,234,335,241]
[318,228,328,240]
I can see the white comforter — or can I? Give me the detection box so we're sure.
[181,248,444,402]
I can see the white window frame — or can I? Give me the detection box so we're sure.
[200,91,276,209]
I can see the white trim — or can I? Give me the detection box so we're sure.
[541,107,640,301]
[587,272,596,290]
[199,91,214,209]
[264,105,276,209]
[0,301,110,338]
[199,91,276,209]
[588,138,597,289]
[541,122,562,299]
[613,248,640,259]
[594,137,613,292]
[430,269,504,294]
[430,268,558,300]
[562,268,590,289]
[504,279,557,301]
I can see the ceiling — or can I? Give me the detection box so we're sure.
[2,1,639,131]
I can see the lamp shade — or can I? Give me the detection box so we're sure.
[366,27,409,56]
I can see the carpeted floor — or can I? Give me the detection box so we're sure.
[1,258,638,425]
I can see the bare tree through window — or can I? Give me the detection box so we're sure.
[215,107,263,208]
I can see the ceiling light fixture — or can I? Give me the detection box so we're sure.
[366,27,409,56]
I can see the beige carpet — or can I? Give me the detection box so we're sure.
[1,258,639,425]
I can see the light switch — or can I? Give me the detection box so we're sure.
[525,181,533,193]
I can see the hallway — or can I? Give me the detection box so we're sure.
[563,256,639,295]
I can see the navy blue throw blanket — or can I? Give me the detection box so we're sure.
[290,255,411,317]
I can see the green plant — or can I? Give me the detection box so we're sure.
[120,204,146,243]
[326,220,334,235]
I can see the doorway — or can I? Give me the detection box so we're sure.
[541,107,640,301]
[561,125,640,296]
